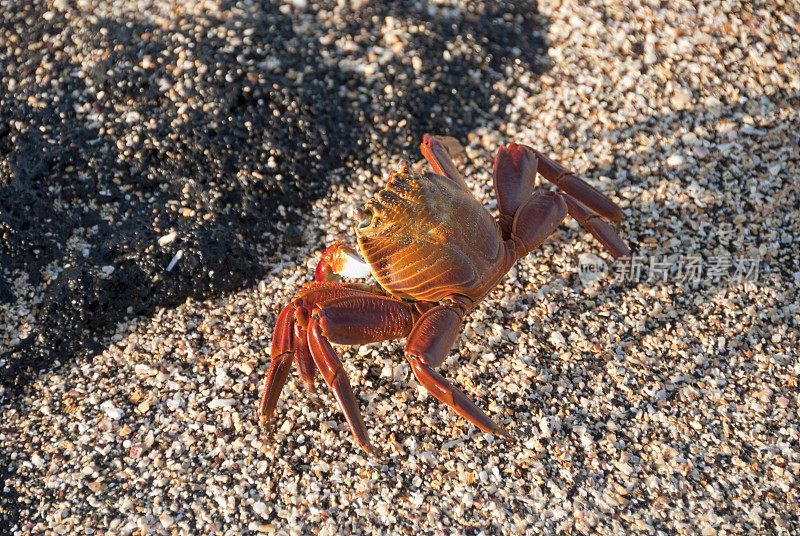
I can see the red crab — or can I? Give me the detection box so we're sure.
[259,135,630,453]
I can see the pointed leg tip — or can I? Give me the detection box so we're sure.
[494,424,515,440]
[487,421,515,440]
[614,245,633,259]
[300,380,318,394]
[366,447,384,460]
[257,400,276,424]
[258,415,274,433]
[357,439,379,457]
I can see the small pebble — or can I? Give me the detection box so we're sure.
[104,405,124,420]
[670,87,692,109]
[666,154,685,167]
[208,398,236,409]
[159,514,174,528]
[253,501,268,516]
[548,331,566,347]
[158,231,177,246]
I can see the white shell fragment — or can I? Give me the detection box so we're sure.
[208,398,236,410]
[158,231,177,247]
[165,249,183,272]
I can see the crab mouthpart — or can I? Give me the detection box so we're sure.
[354,202,386,237]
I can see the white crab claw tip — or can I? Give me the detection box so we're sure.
[338,249,371,278]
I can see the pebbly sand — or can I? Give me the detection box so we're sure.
[1,1,799,535]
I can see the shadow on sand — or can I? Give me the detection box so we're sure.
[0,1,551,389]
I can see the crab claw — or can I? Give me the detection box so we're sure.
[315,243,371,281]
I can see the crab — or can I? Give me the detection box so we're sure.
[259,135,630,454]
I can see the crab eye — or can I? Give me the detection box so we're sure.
[355,207,374,229]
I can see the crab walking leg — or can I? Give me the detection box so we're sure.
[525,147,624,223]
[303,295,416,453]
[260,282,391,425]
[404,303,464,368]
[406,359,510,438]
[508,190,569,257]
[404,299,511,437]
[293,325,318,390]
[420,134,469,189]
[313,295,415,345]
[563,196,631,259]
[258,303,298,424]
[307,315,374,453]
[492,143,539,238]
[291,282,388,384]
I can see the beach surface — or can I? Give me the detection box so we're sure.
[1,1,798,534]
